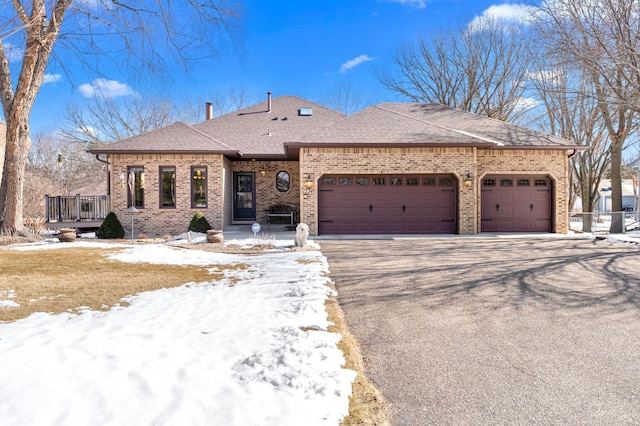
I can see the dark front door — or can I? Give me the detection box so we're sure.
[233,172,256,221]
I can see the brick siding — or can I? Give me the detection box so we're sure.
[300,147,569,235]
[109,147,569,237]
[109,155,299,237]
[110,154,225,237]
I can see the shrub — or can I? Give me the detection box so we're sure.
[187,211,212,233]
[97,212,125,239]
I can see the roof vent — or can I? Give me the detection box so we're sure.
[299,107,312,116]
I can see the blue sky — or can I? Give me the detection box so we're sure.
[29,1,534,134]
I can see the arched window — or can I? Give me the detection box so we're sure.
[276,171,290,192]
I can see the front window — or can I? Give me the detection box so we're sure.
[127,166,144,208]
[160,166,176,208]
[191,166,207,208]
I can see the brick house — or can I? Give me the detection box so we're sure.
[89,93,580,237]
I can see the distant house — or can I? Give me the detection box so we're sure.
[89,93,581,237]
[595,179,637,212]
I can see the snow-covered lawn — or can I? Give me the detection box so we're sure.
[0,236,356,425]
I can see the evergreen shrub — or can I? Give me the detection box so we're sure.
[188,211,212,233]
[97,212,125,239]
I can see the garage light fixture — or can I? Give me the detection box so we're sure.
[464,173,473,187]
[303,174,314,194]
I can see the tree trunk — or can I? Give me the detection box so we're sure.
[0,119,31,234]
[609,138,624,233]
[580,189,593,233]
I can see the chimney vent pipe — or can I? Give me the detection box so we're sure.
[205,102,213,120]
[267,91,272,113]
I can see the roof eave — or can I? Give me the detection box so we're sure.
[87,149,242,156]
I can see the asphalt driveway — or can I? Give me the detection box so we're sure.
[321,236,640,425]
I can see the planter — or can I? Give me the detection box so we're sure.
[206,229,224,244]
[58,228,77,242]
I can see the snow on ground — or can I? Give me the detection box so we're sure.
[0,238,355,426]
[0,290,19,308]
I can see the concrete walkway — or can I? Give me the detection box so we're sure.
[321,237,640,425]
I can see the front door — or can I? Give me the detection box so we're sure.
[233,172,256,221]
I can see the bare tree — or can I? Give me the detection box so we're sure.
[62,95,175,146]
[378,18,535,122]
[321,78,369,114]
[25,132,106,219]
[0,0,242,234]
[529,61,612,231]
[177,87,251,122]
[535,0,640,232]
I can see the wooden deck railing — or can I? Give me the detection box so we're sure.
[45,195,108,223]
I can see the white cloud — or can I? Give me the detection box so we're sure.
[388,0,426,8]
[515,96,539,111]
[43,74,62,84]
[78,78,135,98]
[469,3,535,31]
[339,55,375,74]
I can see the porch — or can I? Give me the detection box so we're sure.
[44,195,108,229]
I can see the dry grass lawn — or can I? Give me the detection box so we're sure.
[0,241,391,424]
[0,247,223,322]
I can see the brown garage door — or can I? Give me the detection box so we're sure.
[481,175,551,232]
[318,174,457,234]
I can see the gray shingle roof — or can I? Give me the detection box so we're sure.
[89,97,578,157]
[89,122,237,154]
[192,96,345,156]
[298,103,576,147]
[379,103,575,147]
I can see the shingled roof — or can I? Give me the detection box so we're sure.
[294,103,577,148]
[89,96,579,158]
[89,122,237,155]
[192,95,345,156]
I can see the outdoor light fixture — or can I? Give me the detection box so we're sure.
[303,174,314,194]
[127,206,138,243]
[464,173,473,187]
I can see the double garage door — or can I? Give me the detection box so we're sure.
[480,175,552,232]
[318,174,457,234]
[317,173,553,234]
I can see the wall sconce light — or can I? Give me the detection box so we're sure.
[464,173,473,187]
[261,170,266,176]
[303,174,314,194]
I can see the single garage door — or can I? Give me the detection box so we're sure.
[318,174,457,234]
[481,175,551,232]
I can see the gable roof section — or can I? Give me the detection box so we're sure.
[89,122,237,155]
[193,96,345,156]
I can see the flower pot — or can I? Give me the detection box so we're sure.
[206,229,224,244]
[58,228,77,242]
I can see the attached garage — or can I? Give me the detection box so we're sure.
[481,175,552,232]
[318,174,457,234]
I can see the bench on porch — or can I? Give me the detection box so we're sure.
[265,203,298,225]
